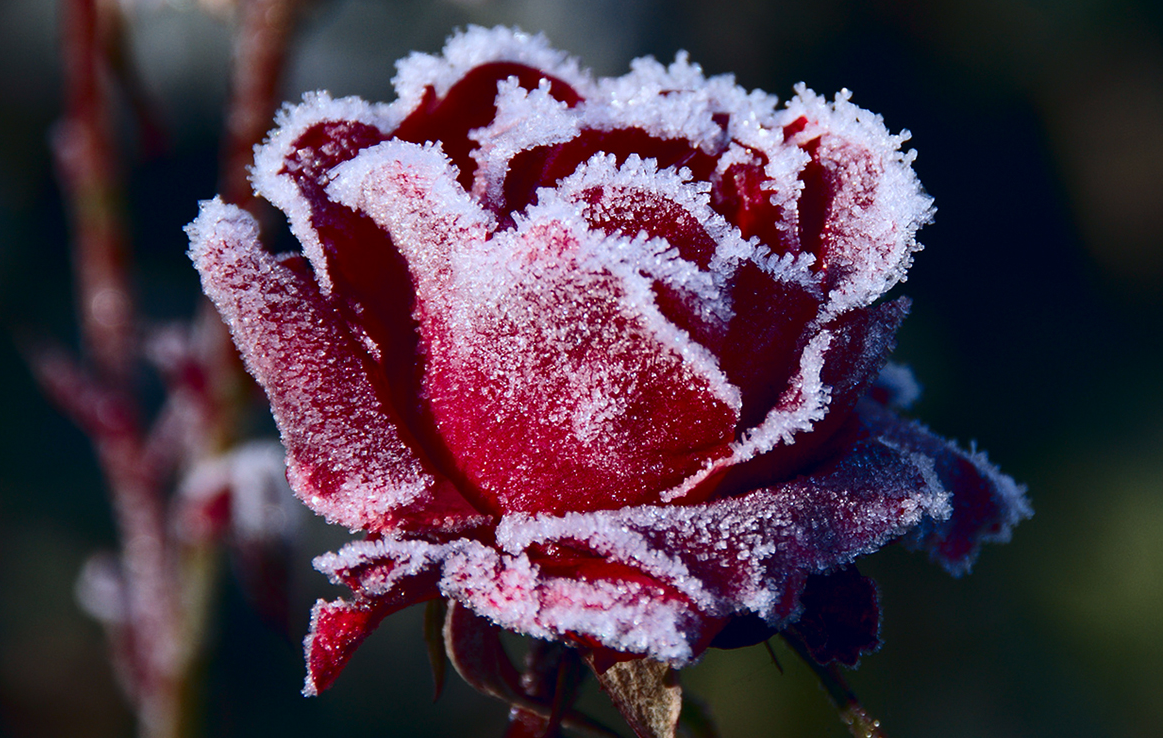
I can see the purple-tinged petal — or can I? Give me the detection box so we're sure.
[856,398,1032,574]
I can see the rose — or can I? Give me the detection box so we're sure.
[188,25,1029,710]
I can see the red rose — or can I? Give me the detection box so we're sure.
[187,26,1028,700]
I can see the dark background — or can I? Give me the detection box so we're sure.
[2,0,1161,736]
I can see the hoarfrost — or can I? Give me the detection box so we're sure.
[187,199,438,532]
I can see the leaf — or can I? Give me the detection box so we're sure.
[442,600,526,705]
[587,656,682,738]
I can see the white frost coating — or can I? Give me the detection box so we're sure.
[778,85,935,314]
[187,198,436,531]
[725,329,834,464]
[470,78,580,205]
[328,139,742,428]
[314,435,952,664]
[495,512,714,610]
[549,152,763,304]
[392,25,594,114]
[325,139,495,300]
[514,196,742,415]
[250,91,399,295]
[588,52,780,155]
[875,362,922,409]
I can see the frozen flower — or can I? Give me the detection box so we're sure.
[187,25,1029,707]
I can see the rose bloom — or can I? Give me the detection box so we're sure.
[188,26,1029,701]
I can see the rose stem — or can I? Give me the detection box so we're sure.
[55,1,182,736]
[780,634,887,738]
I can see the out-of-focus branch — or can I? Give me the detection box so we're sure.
[56,0,135,386]
[51,2,185,736]
[199,0,304,460]
[44,1,304,735]
[220,0,301,211]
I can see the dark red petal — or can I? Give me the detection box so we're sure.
[710,152,799,257]
[326,144,739,515]
[187,201,457,532]
[578,185,719,269]
[573,182,727,353]
[503,129,715,220]
[304,567,441,697]
[719,298,910,495]
[796,133,897,297]
[787,567,880,667]
[856,399,1032,574]
[425,268,736,514]
[393,62,582,189]
[719,263,821,432]
[278,120,423,417]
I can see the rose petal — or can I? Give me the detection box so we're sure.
[856,398,1032,574]
[327,141,739,514]
[779,87,935,313]
[186,199,473,531]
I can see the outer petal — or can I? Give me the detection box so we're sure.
[186,199,480,532]
[856,396,1032,574]
[778,87,935,314]
[304,429,950,683]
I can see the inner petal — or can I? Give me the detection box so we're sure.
[422,225,738,515]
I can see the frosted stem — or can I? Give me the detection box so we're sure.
[781,634,887,738]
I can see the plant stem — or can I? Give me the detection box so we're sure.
[780,634,886,738]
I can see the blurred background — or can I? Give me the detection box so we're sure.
[1,0,1161,736]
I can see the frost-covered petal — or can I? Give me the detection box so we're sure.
[303,567,442,696]
[777,87,935,313]
[306,429,949,674]
[328,142,740,514]
[856,398,1032,574]
[186,199,475,532]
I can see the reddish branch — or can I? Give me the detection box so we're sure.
[220,0,301,210]
[43,1,303,736]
